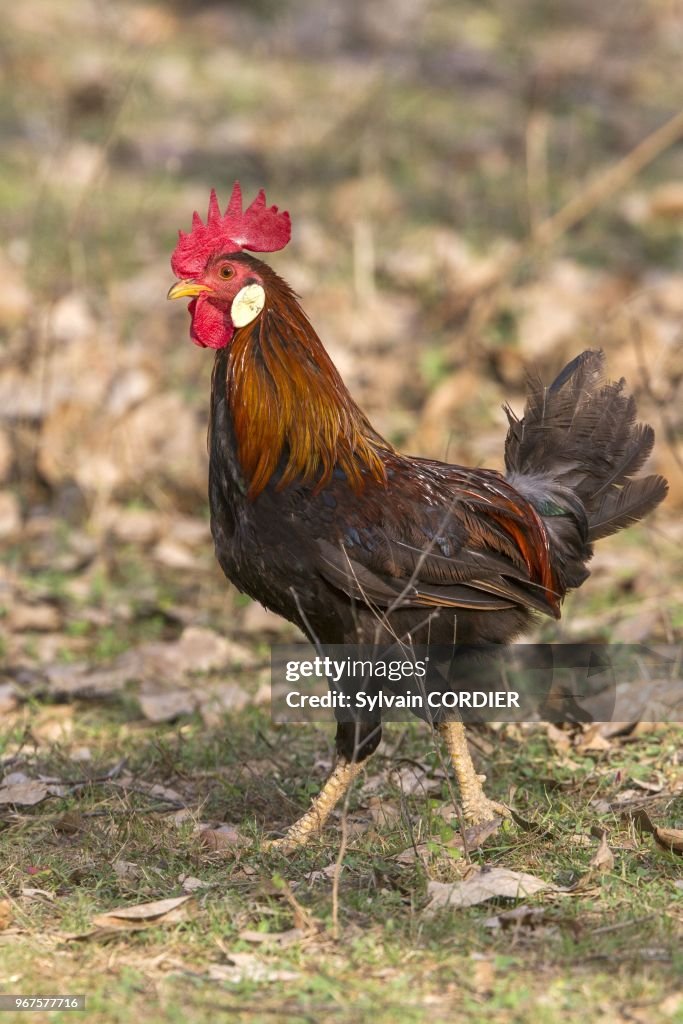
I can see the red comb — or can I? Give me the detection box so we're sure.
[171,182,291,277]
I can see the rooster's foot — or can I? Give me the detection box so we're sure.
[461,785,511,826]
[262,759,363,853]
[438,719,511,827]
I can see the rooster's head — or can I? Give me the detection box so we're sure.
[167,182,291,349]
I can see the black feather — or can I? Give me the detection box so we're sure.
[587,475,669,541]
[506,348,668,594]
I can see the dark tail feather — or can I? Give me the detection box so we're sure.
[504,349,668,594]
[586,474,668,541]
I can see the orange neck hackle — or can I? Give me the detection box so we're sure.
[223,261,393,499]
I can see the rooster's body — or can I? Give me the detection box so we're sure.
[168,184,668,847]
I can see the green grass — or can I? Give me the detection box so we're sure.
[1,695,681,1024]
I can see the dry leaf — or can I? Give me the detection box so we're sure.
[207,953,298,984]
[565,868,602,894]
[0,491,21,538]
[453,818,503,848]
[305,862,338,884]
[179,875,210,893]
[44,662,130,699]
[363,796,401,827]
[569,833,594,848]
[631,777,664,794]
[574,724,612,752]
[0,780,51,806]
[508,810,553,838]
[92,895,192,930]
[198,826,248,852]
[10,603,61,632]
[176,626,254,673]
[471,957,495,994]
[238,928,304,947]
[0,682,18,714]
[111,778,185,805]
[653,827,683,855]
[395,845,423,865]
[425,867,555,913]
[589,832,615,872]
[546,723,571,753]
[0,900,12,930]
[20,888,55,901]
[113,860,142,880]
[54,811,84,835]
[648,181,683,219]
[153,539,196,569]
[138,688,196,723]
[625,808,657,834]
[198,684,252,726]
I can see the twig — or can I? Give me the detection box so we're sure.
[590,913,659,936]
[461,107,683,345]
[531,108,683,250]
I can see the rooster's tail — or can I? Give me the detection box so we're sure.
[504,349,668,595]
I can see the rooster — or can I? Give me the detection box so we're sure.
[168,183,668,850]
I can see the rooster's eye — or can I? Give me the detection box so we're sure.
[219,265,234,280]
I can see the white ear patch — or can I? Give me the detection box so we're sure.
[231,284,265,327]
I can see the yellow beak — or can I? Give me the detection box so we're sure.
[167,280,212,301]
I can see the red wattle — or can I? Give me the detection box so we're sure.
[188,294,234,349]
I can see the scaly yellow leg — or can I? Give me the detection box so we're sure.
[438,720,509,824]
[266,759,364,851]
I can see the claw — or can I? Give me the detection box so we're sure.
[462,796,511,826]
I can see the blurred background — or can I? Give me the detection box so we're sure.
[1,0,682,685]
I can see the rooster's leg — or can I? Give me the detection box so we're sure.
[438,720,509,824]
[266,759,363,851]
